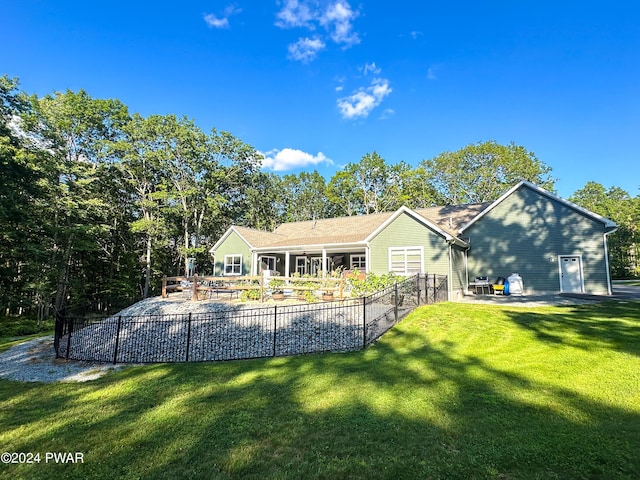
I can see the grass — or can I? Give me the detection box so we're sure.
[1,301,639,479]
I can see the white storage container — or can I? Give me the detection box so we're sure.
[507,273,524,295]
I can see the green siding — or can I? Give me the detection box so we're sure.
[465,185,610,294]
[369,212,450,277]
[451,245,466,297]
[212,230,252,276]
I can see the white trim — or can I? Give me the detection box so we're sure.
[366,206,468,247]
[459,181,617,233]
[295,256,307,275]
[558,255,584,293]
[448,242,453,301]
[252,251,258,276]
[388,246,424,275]
[224,254,243,276]
[210,226,254,253]
[603,230,617,295]
[259,255,277,272]
[350,254,367,270]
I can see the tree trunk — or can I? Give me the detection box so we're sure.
[143,234,152,299]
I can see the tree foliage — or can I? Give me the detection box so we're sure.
[570,182,640,277]
[421,141,555,204]
[2,73,635,319]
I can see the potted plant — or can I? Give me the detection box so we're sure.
[322,289,334,302]
[269,278,285,301]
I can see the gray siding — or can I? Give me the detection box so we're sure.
[369,212,450,277]
[465,185,610,294]
[450,245,466,299]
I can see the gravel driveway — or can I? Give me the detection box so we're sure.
[0,336,127,383]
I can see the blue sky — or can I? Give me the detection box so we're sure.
[3,1,639,199]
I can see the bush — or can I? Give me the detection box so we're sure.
[240,289,261,302]
[349,271,404,297]
[0,317,54,337]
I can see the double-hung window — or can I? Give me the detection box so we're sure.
[388,247,423,275]
[224,254,242,275]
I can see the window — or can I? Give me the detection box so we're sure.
[259,256,276,272]
[224,254,242,275]
[350,255,366,270]
[296,257,307,275]
[388,247,423,275]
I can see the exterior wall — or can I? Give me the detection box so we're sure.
[450,244,466,299]
[212,231,252,276]
[465,185,610,294]
[369,212,450,277]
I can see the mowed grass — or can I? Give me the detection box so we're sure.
[1,301,639,480]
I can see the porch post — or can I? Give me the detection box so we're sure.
[252,251,258,276]
[322,248,327,277]
[285,251,290,277]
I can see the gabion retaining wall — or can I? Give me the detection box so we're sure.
[55,274,448,363]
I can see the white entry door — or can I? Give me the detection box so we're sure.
[560,256,584,293]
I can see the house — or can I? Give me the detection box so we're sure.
[209,181,617,298]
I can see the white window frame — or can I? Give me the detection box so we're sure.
[259,255,277,272]
[350,254,367,270]
[224,254,243,276]
[388,246,424,275]
[296,257,307,275]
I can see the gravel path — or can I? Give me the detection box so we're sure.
[0,336,127,383]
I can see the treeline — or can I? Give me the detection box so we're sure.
[1,75,638,319]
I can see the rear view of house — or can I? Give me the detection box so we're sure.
[210,181,617,298]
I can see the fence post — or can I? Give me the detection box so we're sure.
[54,310,63,357]
[192,274,199,302]
[362,296,367,349]
[394,282,399,323]
[113,316,122,364]
[185,313,192,362]
[162,275,167,298]
[65,316,74,360]
[416,274,421,305]
[273,305,277,357]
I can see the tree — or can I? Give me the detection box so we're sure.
[421,141,555,204]
[0,75,51,317]
[29,89,130,311]
[280,170,330,222]
[570,182,640,278]
[327,152,415,215]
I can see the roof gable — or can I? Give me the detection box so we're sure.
[459,180,617,233]
[209,226,284,253]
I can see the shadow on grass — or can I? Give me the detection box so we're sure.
[1,303,639,479]
[501,301,640,356]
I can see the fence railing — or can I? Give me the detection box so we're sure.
[55,274,448,363]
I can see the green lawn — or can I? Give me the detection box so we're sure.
[1,301,639,480]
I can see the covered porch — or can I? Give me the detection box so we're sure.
[251,244,369,277]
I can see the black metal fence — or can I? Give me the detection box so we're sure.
[55,274,448,363]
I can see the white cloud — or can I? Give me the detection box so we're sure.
[409,31,423,40]
[275,0,314,28]
[204,4,242,29]
[319,1,360,46]
[275,1,360,61]
[362,62,381,75]
[288,37,326,62]
[260,148,333,171]
[337,78,392,120]
[379,108,395,120]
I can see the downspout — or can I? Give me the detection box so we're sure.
[603,228,617,295]
[448,240,453,301]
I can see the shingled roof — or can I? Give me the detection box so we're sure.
[212,202,492,252]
